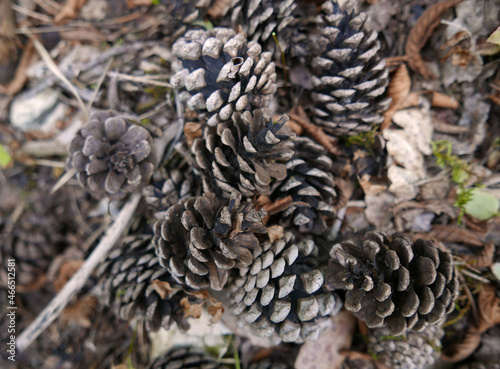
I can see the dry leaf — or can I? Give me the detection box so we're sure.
[127,0,151,7]
[441,331,482,362]
[263,196,294,215]
[151,280,174,299]
[207,301,224,324]
[476,284,500,332]
[430,91,459,109]
[440,31,473,68]
[180,297,204,319]
[0,40,37,95]
[53,259,84,292]
[206,0,232,18]
[405,0,465,79]
[358,174,387,197]
[54,0,88,24]
[461,242,495,268]
[267,224,285,243]
[428,224,483,246]
[184,122,204,147]
[60,295,98,328]
[382,64,411,130]
[17,274,47,293]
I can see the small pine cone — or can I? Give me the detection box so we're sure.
[326,232,459,335]
[0,205,62,286]
[149,347,219,369]
[153,192,267,291]
[271,136,337,235]
[368,325,444,369]
[309,0,391,136]
[171,28,277,126]
[189,109,294,198]
[97,235,200,331]
[67,111,155,200]
[142,160,200,219]
[229,232,342,343]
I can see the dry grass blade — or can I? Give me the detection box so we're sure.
[405,0,465,79]
[27,29,89,121]
[16,193,141,352]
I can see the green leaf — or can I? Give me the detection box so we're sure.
[462,188,499,221]
[487,26,500,46]
[192,20,214,30]
[0,144,12,168]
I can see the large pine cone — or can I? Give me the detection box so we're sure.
[97,235,200,331]
[309,0,391,136]
[326,232,459,335]
[188,109,294,198]
[229,232,342,343]
[153,192,267,291]
[270,136,337,235]
[149,346,219,369]
[67,111,155,200]
[171,28,277,126]
[368,325,444,369]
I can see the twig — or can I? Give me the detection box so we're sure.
[108,71,173,88]
[87,57,113,111]
[11,4,53,23]
[16,192,141,352]
[26,28,89,121]
[289,106,341,156]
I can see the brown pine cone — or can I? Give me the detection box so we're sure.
[67,111,155,200]
[326,232,459,335]
[153,192,267,291]
[188,109,294,199]
[97,235,201,332]
[229,232,342,343]
[171,28,277,126]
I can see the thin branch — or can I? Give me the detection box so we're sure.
[16,192,141,352]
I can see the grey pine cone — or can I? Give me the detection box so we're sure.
[97,235,200,331]
[153,192,267,291]
[309,0,391,136]
[368,325,444,369]
[171,28,277,126]
[271,136,337,235]
[188,109,294,198]
[149,346,219,369]
[229,231,342,343]
[327,232,459,335]
[67,111,155,200]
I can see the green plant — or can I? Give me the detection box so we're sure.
[345,127,378,155]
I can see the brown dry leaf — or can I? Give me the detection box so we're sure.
[441,331,482,362]
[440,31,473,67]
[335,177,355,210]
[184,122,204,147]
[54,0,88,24]
[382,64,411,129]
[428,224,483,246]
[0,40,38,95]
[267,224,285,243]
[17,274,48,293]
[284,116,304,135]
[358,174,387,197]
[127,0,151,7]
[60,295,98,328]
[430,91,459,109]
[263,195,294,215]
[207,301,224,324]
[461,242,495,268]
[151,280,174,299]
[476,284,500,332]
[180,296,204,319]
[53,259,84,292]
[206,0,232,18]
[405,0,465,79]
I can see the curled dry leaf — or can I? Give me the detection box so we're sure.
[461,242,495,268]
[405,0,465,79]
[382,64,411,130]
[53,259,84,292]
[54,0,88,24]
[428,224,483,246]
[267,224,285,243]
[182,290,224,324]
[441,330,482,362]
[184,122,204,147]
[60,295,98,329]
[181,297,204,319]
[207,301,224,324]
[151,280,174,299]
[476,284,500,332]
[262,195,294,215]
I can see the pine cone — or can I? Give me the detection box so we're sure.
[149,347,219,369]
[326,232,459,335]
[142,158,200,219]
[67,111,155,200]
[270,136,337,235]
[309,0,391,136]
[229,232,342,343]
[368,325,444,369]
[97,235,200,331]
[171,28,277,126]
[188,109,294,198]
[153,192,267,291]
[249,358,292,369]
